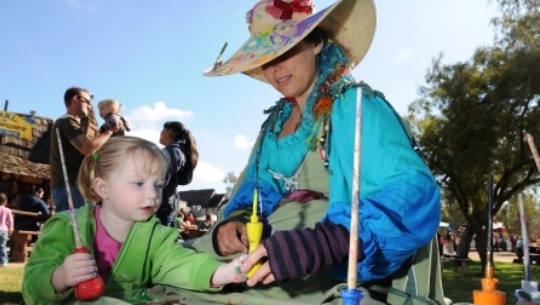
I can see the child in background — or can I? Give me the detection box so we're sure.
[0,192,14,267]
[97,99,130,136]
[22,136,245,304]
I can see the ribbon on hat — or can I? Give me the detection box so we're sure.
[273,0,312,20]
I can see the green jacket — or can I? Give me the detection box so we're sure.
[23,204,222,304]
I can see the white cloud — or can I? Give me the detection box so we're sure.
[125,101,193,130]
[194,161,225,183]
[122,101,226,188]
[235,134,255,149]
[123,101,193,146]
[394,47,414,65]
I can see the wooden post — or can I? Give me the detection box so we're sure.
[3,100,7,111]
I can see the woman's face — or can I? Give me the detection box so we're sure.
[159,127,174,146]
[262,39,322,105]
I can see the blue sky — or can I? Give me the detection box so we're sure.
[1,0,499,193]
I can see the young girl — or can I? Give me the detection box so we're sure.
[0,192,13,267]
[97,98,130,136]
[22,136,245,304]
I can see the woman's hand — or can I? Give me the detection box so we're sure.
[216,221,248,255]
[241,244,275,286]
[51,252,98,293]
[210,255,247,287]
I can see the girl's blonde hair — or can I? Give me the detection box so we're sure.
[78,136,168,202]
[97,99,120,118]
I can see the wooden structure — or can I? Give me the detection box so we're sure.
[0,112,54,198]
[9,209,50,262]
[0,107,99,200]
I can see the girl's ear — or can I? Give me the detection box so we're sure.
[93,178,109,200]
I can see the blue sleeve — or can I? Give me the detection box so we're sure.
[325,87,440,282]
[36,198,51,216]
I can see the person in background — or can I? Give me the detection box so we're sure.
[0,192,13,267]
[186,212,196,226]
[199,215,215,231]
[158,121,198,226]
[22,136,246,304]
[50,86,121,212]
[14,186,51,232]
[174,209,192,241]
[190,0,442,303]
[516,236,524,261]
[97,99,130,136]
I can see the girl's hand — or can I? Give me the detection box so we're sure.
[210,254,247,287]
[51,253,98,292]
[241,245,275,286]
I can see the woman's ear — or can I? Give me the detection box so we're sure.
[93,178,109,200]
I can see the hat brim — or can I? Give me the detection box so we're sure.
[203,0,376,83]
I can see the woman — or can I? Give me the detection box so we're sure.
[157,121,198,226]
[189,0,442,303]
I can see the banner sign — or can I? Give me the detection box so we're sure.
[0,111,33,140]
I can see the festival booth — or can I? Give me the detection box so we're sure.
[0,110,53,200]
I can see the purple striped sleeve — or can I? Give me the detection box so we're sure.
[263,222,361,282]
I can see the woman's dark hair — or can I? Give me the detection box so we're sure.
[163,121,199,170]
[304,27,326,44]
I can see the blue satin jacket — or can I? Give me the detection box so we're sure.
[224,80,440,282]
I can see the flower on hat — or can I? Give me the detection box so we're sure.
[268,0,314,20]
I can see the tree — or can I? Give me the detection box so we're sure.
[408,0,540,271]
[223,171,238,198]
[499,193,540,238]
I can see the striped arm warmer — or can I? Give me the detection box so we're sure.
[263,222,360,282]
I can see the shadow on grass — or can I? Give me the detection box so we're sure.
[0,291,24,304]
[441,259,540,305]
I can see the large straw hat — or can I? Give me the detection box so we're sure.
[203,0,376,82]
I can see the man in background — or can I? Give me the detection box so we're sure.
[50,86,119,212]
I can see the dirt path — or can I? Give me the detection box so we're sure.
[468,250,517,263]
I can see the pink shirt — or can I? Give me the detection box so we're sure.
[0,206,14,232]
[93,206,122,281]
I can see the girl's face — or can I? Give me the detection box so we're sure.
[99,103,118,119]
[95,153,165,225]
[261,40,322,106]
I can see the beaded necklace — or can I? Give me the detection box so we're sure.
[308,66,351,168]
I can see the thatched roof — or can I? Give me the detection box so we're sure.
[0,153,50,179]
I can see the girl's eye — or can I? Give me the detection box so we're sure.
[133,182,144,187]
[155,183,164,190]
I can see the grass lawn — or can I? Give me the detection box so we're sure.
[1,261,539,304]
[441,259,540,305]
[0,264,25,305]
